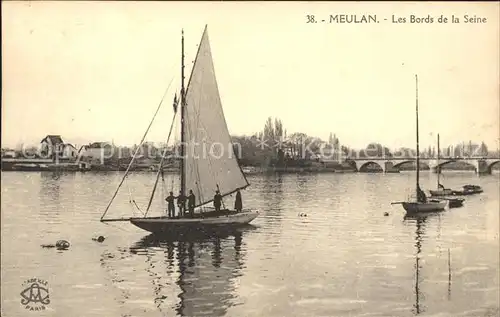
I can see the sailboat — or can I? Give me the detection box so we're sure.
[452,184,483,196]
[394,75,447,213]
[429,134,453,197]
[428,135,465,207]
[100,26,259,234]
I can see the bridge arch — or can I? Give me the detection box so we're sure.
[487,160,500,174]
[393,160,430,170]
[436,160,476,171]
[358,161,384,172]
[393,160,415,169]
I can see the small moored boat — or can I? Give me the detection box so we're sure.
[401,199,448,213]
[429,185,454,197]
[446,197,464,208]
[452,184,483,196]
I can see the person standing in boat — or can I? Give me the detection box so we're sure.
[177,190,186,216]
[234,189,242,212]
[166,191,176,218]
[213,190,222,212]
[188,190,196,217]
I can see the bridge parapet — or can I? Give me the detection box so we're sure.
[344,157,499,174]
[347,156,496,161]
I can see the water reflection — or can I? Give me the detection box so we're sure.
[128,227,255,316]
[296,173,309,195]
[404,212,449,316]
[447,248,452,301]
[260,174,284,216]
[39,171,62,202]
[38,172,63,226]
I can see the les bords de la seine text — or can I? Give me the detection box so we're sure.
[306,14,487,24]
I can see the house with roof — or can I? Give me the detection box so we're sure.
[1,148,17,158]
[78,142,115,164]
[40,135,78,161]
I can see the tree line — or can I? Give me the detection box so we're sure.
[230,117,497,167]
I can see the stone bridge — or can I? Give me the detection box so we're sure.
[345,157,500,174]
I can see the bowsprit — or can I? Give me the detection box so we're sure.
[20,278,50,311]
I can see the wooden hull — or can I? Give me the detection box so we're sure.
[429,189,454,196]
[454,185,483,196]
[448,198,464,208]
[130,209,259,235]
[402,200,447,213]
[452,189,483,196]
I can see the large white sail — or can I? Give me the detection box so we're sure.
[183,26,249,207]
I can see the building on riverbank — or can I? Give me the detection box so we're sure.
[39,135,79,161]
[78,142,115,165]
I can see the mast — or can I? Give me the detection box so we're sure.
[437,133,440,188]
[180,29,186,198]
[415,74,420,197]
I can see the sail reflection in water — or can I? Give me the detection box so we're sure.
[118,228,254,316]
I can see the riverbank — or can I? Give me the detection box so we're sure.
[2,158,497,173]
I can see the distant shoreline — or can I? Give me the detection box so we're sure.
[1,157,498,173]
[2,163,497,174]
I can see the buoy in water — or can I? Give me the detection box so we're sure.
[55,240,70,250]
[92,235,105,243]
[383,212,389,216]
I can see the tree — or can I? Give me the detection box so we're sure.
[333,134,339,148]
[478,141,488,156]
[304,136,323,154]
[341,145,350,157]
[289,132,307,158]
[263,117,275,146]
[363,143,392,158]
[394,147,415,158]
[274,118,284,148]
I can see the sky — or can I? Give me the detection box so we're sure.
[2,1,499,151]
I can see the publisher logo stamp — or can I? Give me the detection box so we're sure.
[20,278,50,311]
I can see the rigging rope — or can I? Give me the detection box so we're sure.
[100,66,177,221]
[126,183,144,216]
[145,109,179,216]
[160,169,166,209]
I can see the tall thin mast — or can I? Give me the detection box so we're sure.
[415,74,420,196]
[437,133,440,187]
[180,29,186,197]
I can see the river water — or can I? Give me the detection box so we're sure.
[1,171,499,317]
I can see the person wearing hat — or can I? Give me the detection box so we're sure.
[165,191,176,218]
[213,190,222,212]
[187,189,196,217]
